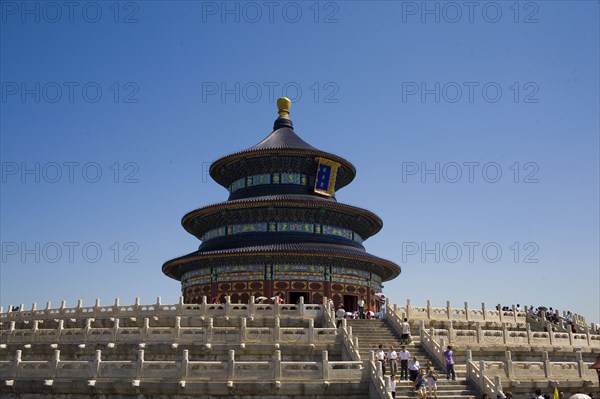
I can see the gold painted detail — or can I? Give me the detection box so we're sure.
[314,157,340,197]
[277,97,291,119]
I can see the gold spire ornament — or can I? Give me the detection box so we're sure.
[277,97,291,119]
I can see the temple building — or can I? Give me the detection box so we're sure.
[162,98,400,310]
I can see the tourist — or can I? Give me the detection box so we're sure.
[399,345,411,380]
[390,374,398,398]
[401,317,411,343]
[387,346,398,375]
[443,345,456,381]
[482,394,490,399]
[497,392,506,399]
[426,360,438,398]
[408,356,420,388]
[534,388,544,399]
[376,344,386,375]
[358,296,365,319]
[566,311,572,325]
[336,305,346,328]
[415,368,427,399]
[505,391,514,399]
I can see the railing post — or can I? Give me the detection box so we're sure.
[447,301,452,320]
[14,350,22,378]
[224,296,231,316]
[201,295,208,315]
[476,323,483,344]
[308,318,315,344]
[174,317,181,342]
[249,296,255,318]
[141,318,149,341]
[482,302,487,321]
[228,350,235,380]
[576,351,585,377]
[51,349,60,378]
[274,317,281,342]
[526,323,532,344]
[322,350,329,380]
[156,296,162,317]
[134,297,140,318]
[547,323,554,345]
[568,326,574,346]
[479,360,486,391]
[426,299,432,319]
[57,319,64,342]
[385,375,391,394]
[299,295,305,316]
[181,349,189,381]
[240,318,247,342]
[114,297,120,316]
[406,299,412,319]
[494,375,503,395]
[207,318,213,343]
[502,322,508,345]
[93,350,101,379]
[584,325,591,346]
[466,350,472,380]
[497,304,503,322]
[464,302,469,321]
[448,320,454,344]
[136,349,144,379]
[84,318,92,341]
[542,351,550,378]
[505,351,514,379]
[274,350,281,380]
[512,304,518,323]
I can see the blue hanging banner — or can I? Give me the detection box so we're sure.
[314,157,340,197]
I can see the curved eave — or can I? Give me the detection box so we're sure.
[162,244,401,282]
[209,148,357,188]
[181,195,384,239]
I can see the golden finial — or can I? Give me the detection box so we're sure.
[277,97,291,119]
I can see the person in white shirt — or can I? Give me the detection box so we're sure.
[336,305,346,328]
[390,374,398,398]
[358,296,366,319]
[401,318,411,343]
[387,346,398,375]
[399,345,411,380]
[375,344,386,375]
[408,356,420,389]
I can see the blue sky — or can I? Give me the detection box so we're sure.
[1,1,598,323]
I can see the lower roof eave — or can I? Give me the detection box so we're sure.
[162,248,401,282]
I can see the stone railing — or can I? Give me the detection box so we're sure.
[391,300,588,328]
[0,316,337,346]
[0,296,325,323]
[338,319,361,361]
[477,350,597,381]
[425,321,600,349]
[0,348,365,386]
[393,300,527,324]
[367,351,392,399]
[419,321,447,369]
[466,353,505,397]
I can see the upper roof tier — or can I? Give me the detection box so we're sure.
[209,98,356,194]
